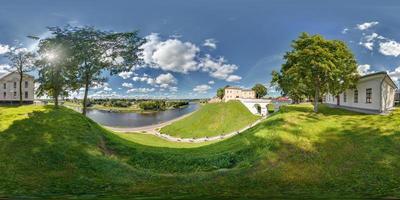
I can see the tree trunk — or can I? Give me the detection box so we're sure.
[19,72,23,106]
[82,81,89,115]
[314,87,319,113]
[54,94,59,108]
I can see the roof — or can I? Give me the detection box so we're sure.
[0,71,35,81]
[225,86,242,90]
[360,71,398,89]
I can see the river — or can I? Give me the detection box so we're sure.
[85,103,199,128]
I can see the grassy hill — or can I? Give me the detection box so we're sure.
[0,104,400,199]
[160,101,261,138]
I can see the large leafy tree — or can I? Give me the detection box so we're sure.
[35,31,76,108]
[252,83,267,98]
[51,26,145,115]
[4,48,35,105]
[272,33,359,112]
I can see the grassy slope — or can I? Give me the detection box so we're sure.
[0,104,399,199]
[160,101,260,138]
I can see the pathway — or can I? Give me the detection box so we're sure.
[106,115,267,143]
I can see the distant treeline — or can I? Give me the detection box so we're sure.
[67,98,189,110]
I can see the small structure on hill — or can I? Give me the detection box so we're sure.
[324,71,398,114]
[223,86,256,102]
[0,71,35,104]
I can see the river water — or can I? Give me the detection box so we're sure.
[85,103,199,128]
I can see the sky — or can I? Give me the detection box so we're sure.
[0,0,400,99]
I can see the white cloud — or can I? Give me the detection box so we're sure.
[203,38,217,49]
[193,84,211,93]
[169,86,178,92]
[208,80,215,85]
[122,82,133,88]
[0,44,10,54]
[356,21,379,30]
[357,64,374,75]
[140,33,200,73]
[126,87,155,93]
[341,28,349,34]
[118,71,133,79]
[155,73,177,86]
[199,55,239,80]
[103,86,112,91]
[388,66,400,82]
[379,40,400,57]
[0,64,11,74]
[226,75,242,82]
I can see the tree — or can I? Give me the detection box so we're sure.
[216,85,230,99]
[252,84,267,98]
[4,48,35,105]
[35,31,76,108]
[272,33,359,112]
[52,26,145,115]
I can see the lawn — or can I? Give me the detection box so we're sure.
[0,104,399,199]
[160,100,261,138]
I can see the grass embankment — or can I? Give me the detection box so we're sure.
[0,104,399,199]
[160,101,260,138]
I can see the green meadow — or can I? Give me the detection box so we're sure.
[0,104,399,199]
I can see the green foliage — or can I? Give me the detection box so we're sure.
[252,83,267,98]
[161,101,260,138]
[216,85,230,99]
[138,100,166,111]
[272,33,359,111]
[45,26,145,115]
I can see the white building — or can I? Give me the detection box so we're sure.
[0,71,35,104]
[325,71,398,114]
[223,86,256,102]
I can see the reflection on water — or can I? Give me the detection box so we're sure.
[85,103,199,128]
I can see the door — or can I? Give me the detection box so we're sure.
[336,95,340,105]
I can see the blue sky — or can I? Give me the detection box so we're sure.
[1,0,400,99]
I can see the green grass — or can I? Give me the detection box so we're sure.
[0,104,400,199]
[160,101,261,138]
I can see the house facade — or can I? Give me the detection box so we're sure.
[324,72,397,114]
[0,72,35,104]
[223,86,256,102]
[395,89,400,104]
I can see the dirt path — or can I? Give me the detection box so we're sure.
[106,116,267,143]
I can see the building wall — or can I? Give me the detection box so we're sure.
[0,72,34,102]
[223,88,256,102]
[325,74,397,112]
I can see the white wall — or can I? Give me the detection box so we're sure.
[0,72,34,102]
[239,98,271,115]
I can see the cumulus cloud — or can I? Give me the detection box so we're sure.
[122,82,133,88]
[127,87,156,93]
[359,33,379,50]
[193,84,211,93]
[357,64,374,75]
[208,80,215,85]
[379,40,400,57]
[118,71,134,79]
[140,33,199,73]
[388,66,400,82]
[0,44,10,54]
[341,28,349,34]
[140,33,240,82]
[155,73,177,88]
[0,64,11,74]
[203,38,217,49]
[356,21,379,30]
[226,75,242,82]
[199,54,239,81]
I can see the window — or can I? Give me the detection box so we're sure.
[13,82,16,89]
[3,92,5,99]
[354,90,358,103]
[3,83,5,89]
[25,91,28,99]
[343,92,347,103]
[13,92,16,98]
[25,81,28,88]
[366,88,372,103]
